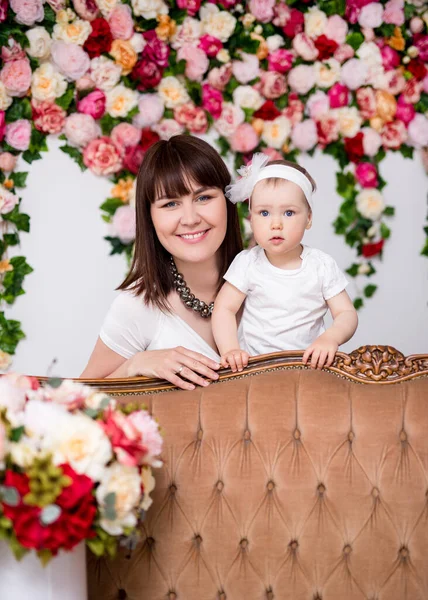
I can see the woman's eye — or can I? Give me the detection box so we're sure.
[163,201,177,208]
[260,210,269,217]
[196,195,210,202]
[285,210,294,217]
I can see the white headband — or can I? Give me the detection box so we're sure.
[225,152,314,210]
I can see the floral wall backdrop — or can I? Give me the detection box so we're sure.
[0,0,427,367]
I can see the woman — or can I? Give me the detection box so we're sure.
[81,135,243,389]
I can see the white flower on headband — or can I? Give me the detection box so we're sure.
[225,152,270,204]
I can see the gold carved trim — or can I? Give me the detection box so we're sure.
[37,345,428,394]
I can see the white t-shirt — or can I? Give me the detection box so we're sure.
[100,292,221,361]
[223,245,348,356]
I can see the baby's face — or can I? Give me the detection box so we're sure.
[249,179,312,255]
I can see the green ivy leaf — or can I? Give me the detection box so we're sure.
[6,98,32,123]
[378,23,396,37]
[22,150,42,164]
[384,206,395,216]
[0,312,25,354]
[364,284,377,298]
[2,206,30,232]
[398,144,414,160]
[10,172,28,189]
[43,3,56,33]
[2,256,34,304]
[216,136,231,158]
[186,80,202,105]
[336,171,356,201]
[10,426,25,443]
[29,128,48,154]
[100,198,124,216]
[100,114,122,135]
[380,223,391,239]
[346,264,359,277]
[104,236,132,256]
[56,86,75,110]
[346,32,364,51]
[59,145,86,171]
[3,233,19,247]
[353,297,364,310]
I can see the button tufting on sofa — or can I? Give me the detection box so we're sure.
[218,592,226,600]
[293,428,301,440]
[399,546,409,559]
[240,538,248,550]
[118,590,126,600]
[266,589,274,600]
[348,430,355,442]
[216,480,224,492]
[169,483,177,494]
[267,480,275,491]
[289,540,298,551]
[317,483,326,496]
[343,544,352,556]
[400,430,408,442]
[168,593,176,600]
[197,428,203,441]
[372,487,380,498]
[243,429,251,441]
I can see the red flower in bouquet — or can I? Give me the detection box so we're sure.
[362,239,384,258]
[407,59,426,81]
[314,35,338,60]
[131,59,163,91]
[344,132,365,162]
[142,31,170,68]
[140,128,160,151]
[282,9,304,38]
[254,100,281,121]
[101,409,148,467]
[83,18,113,59]
[123,144,145,174]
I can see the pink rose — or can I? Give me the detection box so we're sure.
[282,93,304,125]
[198,35,222,58]
[273,2,291,27]
[307,90,329,119]
[46,0,66,10]
[380,46,400,70]
[356,87,376,119]
[83,136,122,175]
[10,0,44,26]
[0,152,17,172]
[292,33,318,61]
[410,17,424,35]
[111,123,142,155]
[0,59,31,98]
[415,36,428,63]
[341,59,368,90]
[101,409,148,467]
[177,45,209,82]
[207,63,232,91]
[230,123,259,153]
[174,102,208,134]
[0,187,19,214]
[383,69,405,95]
[268,49,293,74]
[258,71,287,99]
[110,205,136,244]
[1,39,26,63]
[5,119,31,151]
[262,147,283,161]
[0,422,5,464]
[51,41,90,82]
[133,94,164,128]
[153,118,184,140]
[334,44,355,63]
[408,114,428,149]
[215,103,245,138]
[355,162,378,187]
[32,100,66,134]
[127,410,163,466]
[362,127,382,156]
[0,112,5,143]
[0,0,8,23]
[324,15,348,45]
[423,75,428,94]
[402,78,422,104]
[248,0,276,23]
[75,75,95,91]
[108,4,134,40]
[77,89,106,119]
[288,65,316,95]
[123,144,145,174]
[291,119,318,152]
[328,83,349,108]
[395,97,415,125]
[383,0,404,26]
[316,114,340,147]
[202,84,223,119]
[73,0,99,21]
[64,113,100,147]
[381,120,407,149]
[142,31,170,69]
[177,0,202,17]
[232,53,260,85]
[358,2,383,28]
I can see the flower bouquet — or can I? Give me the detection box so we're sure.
[0,373,162,598]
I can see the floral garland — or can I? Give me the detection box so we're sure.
[0,0,427,365]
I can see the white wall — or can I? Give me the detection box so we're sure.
[6,136,428,377]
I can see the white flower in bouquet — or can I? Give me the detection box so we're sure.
[356,188,385,220]
[9,435,40,468]
[0,377,28,424]
[158,76,190,108]
[42,379,92,410]
[53,15,91,45]
[96,463,142,535]
[106,84,138,118]
[140,466,156,511]
[200,4,237,42]
[131,0,168,19]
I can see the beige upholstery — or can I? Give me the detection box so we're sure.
[87,351,428,600]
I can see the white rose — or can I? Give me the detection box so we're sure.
[26,26,52,60]
[158,76,189,108]
[314,58,341,88]
[129,33,146,54]
[304,7,328,38]
[131,0,168,19]
[288,64,316,95]
[96,0,118,17]
[106,84,138,118]
[85,391,116,411]
[31,63,67,101]
[216,49,231,63]
[0,351,12,372]
[266,34,284,52]
[356,188,385,220]
[214,102,245,137]
[233,85,263,110]
[171,17,201,50]
[261,116,291,149]
[357,41,383,86]
[9,436,40,468]
[358,263,371,275]
[362,126,382,156]
[0,82,13,111]
[90,56,122,91]
[140,466,156,512]
[337,106,362,137]
[200,4,237,42]
[153,118,185,140]
[96,463,142,535]
[53,18,91,45]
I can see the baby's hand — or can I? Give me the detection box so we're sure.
[221,349,250,373]
[303,333,339,370]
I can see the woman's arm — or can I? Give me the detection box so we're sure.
[80,338,131,379]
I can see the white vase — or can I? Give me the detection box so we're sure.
[0,541,87,600]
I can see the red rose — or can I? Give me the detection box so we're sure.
[407,59,427,81]
[131,59,163,91]
[140,128,160,151]
[142,31,170,68]
[362,240,384,258]
[83,18,112,59]
[344,132,365,162]
[314,35,338,60]
[123,144,145,174]
[316,114,339,147]
[253,100,281,121]
[283,8,304,38]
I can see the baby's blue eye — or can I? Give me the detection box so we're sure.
[285,210,294,217]
[260,210,269,217]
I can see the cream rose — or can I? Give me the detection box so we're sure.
[31,63,67,101]
[158,76,190,108]
[53,17,91,45]
[0,82,13,111]
[314,58,341,88]
[304,7,328,38]
[261,116,291,149]
[200,4,237,42]
[356,188,385,220]
[131,0,168,19]
[90,56,122,91]
[233,85,263,110]
[140,466,156,511]
[96,0,118,17]
[337,106,362,137]
[9,436,40,468]
[26,26,52,60]
[106,84,138,118]
[96,463,142,535]
[266,34,284,52]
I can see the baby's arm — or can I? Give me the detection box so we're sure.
[212,281,249,372]
[303,290,358,369]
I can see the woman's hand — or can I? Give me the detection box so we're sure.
[302,333,338,370]
[128,347,220,391]
[221,349,250,373]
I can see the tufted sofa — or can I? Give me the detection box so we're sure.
[85,346,428,600]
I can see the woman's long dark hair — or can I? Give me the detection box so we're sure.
[118,135,243,311]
